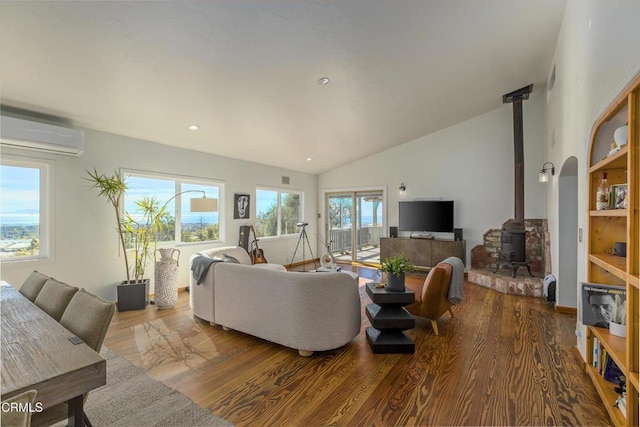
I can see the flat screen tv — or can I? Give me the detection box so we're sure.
[399,200,454,233]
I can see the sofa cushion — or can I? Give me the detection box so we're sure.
[198,246,252,265]
[221,253,240,263]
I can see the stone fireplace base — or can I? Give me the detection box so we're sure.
[468,269,543,297]
[468,219,550,298]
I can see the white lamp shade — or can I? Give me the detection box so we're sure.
[539,171,549,183]
[190,197,218,212]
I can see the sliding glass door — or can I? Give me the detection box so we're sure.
[326,190,384,265]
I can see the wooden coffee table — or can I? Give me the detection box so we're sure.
[365,283,415,354]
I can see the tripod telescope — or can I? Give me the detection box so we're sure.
[290,222,317,271]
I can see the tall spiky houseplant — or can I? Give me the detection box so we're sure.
[121,196,170,282]
[87,169,170,283]
[86,168,132,282]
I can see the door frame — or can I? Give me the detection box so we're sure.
[321,186,388,265]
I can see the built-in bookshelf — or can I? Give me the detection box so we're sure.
[585,73,639,427]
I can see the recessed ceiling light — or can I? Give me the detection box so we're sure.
[188,124,200,131]
[317,77,330,85]
[305,157,313,161]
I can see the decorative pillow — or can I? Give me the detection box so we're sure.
[222,254,240,263]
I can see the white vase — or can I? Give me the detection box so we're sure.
[610,321,626,338]
[320,244,337,269]
[614,125,628,148]
[154,248,180,309]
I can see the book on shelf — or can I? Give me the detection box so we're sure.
[581,282,626,328]
[603,355,623,383]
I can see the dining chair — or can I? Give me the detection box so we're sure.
[33,278,79,321]
[18,270,50,302]
[0,389,38,427]
[31,289,116,427]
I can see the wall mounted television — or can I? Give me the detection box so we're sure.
[399,200,454,233]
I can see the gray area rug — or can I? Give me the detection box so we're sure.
[54,347,232,427]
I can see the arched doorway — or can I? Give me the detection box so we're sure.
[557,156,578,307]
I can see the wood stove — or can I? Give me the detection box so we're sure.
[494,85,534,278]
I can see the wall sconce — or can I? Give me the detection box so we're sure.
[538,162,555,183]
[399,183,406,194]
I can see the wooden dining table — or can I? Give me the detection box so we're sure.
[1,281,106,427]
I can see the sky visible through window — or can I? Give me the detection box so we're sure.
[0,165,40,225]
[125,176,219,224]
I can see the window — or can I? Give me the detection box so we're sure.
[0,157,51,261]
[123,171,222,245]
[255,188,302,237]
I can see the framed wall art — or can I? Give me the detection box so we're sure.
[234,193,250,219]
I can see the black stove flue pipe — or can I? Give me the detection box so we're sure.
[502,84,533,227]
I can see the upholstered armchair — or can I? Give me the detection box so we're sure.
[404,262,454,335]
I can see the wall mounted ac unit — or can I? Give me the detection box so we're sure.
[1,114,84,156]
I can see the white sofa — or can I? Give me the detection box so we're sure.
[189,246,361,356]
[189,246,284,324]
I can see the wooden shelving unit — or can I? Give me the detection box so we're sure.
[586,73,640,427]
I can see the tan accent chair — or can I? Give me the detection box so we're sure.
[18,270,50,302]
[404,262,454,335]
[1,390,38,427]
[33,278,78,321]
[32,289,115,427]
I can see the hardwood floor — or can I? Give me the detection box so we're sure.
[104,265,611,426]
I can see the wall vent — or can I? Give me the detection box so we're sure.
[282,176,290,185]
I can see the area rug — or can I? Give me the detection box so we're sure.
[54,347,232,427]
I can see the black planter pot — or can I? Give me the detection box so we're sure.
[117,279,149,312]
[385,272,406,292]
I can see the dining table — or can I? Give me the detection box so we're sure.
[1,281,106,427]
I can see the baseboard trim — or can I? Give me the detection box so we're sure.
[555,305,577,315]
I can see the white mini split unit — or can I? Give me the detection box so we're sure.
[0,114,84,156]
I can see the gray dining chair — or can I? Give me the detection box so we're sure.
[33,278,78,321]
[0,390,38,427]
[18,270,50,302]
[59,288,116,352]
[31,289,116,427]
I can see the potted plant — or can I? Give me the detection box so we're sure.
[378,254,414,292]
[86,169,169,311]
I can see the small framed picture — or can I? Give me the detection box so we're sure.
[611,184,628,209]
[234,193,250,219]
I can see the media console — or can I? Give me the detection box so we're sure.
[380,237,465,270]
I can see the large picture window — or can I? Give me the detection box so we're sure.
[0,157,51,261]
[255,188,302,238]
[123,171,222,245]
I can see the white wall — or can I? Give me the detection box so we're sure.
[543,0,640,359]
[0,129,317,301]
[318,90,547,265]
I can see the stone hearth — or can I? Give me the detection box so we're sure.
[468,269,543,297]
[468,219,550,298]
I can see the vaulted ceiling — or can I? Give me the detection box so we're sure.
[0,1,566,174]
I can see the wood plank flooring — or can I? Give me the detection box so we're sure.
[104,265,611,426]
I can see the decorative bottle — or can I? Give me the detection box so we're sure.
[596,172,609,210]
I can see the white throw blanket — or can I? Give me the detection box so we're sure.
[443,256,464,304]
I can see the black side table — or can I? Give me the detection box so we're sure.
[365,283,415,354]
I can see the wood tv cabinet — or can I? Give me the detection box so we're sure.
[380,237,465,270]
